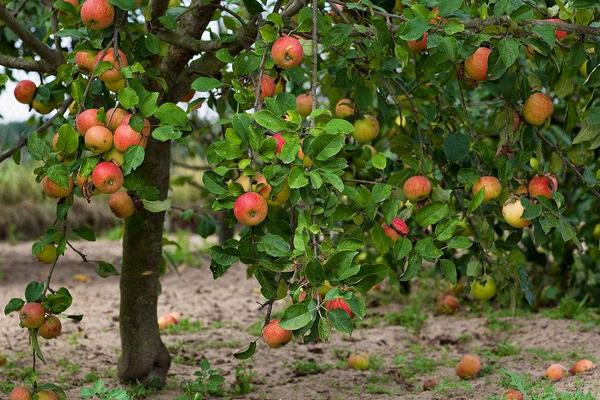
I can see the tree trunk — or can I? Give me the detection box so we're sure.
[218,211,234,244]
[118,138,171,387]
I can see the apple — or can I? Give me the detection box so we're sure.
[94,48,128,83]
[19,303,45,329]
[36,391,59,400]
[298,147,313,168]
[347,353,369,370]
[296,93,313,117]
[42,176,74,199]
[85,125,113,153]
[436,294,460,314]
[105,78,125,92]
[9,386,31,400]
[318,281,332,298]
[14,80,37,104]
[75,50,97,74]
[262,319,293,348]
[528,175,557,199]
[92,161,124,193]
[455,354,481,379]
[76,108,102,135]
[80,0,114,30]
[36,244,58,264]
[158,313,179,329]
[407,32,428,52]
[352,115,379,143]
[523,93,553,126]
[233,192,268,226]
[271,36,303,69]
[470,276,496,300]
[546,18,567,40]
[545,364,565,381]
[39,315,62,339]
[109,191,136,218]
[502,198,530,228]
[505,389,523,400]
[272,133,286,154]
[335,98,355,118]
[464,47,492,82]
[114,124,142,152]
[106,107,130,131]
[570,359,595,375]
[121,114,152,137]
[103,148,125,166]
[32,100,54,114]
[260,75,276,99]
[403,175,432,201]
[382,217,409,241]
[325,298,353,318]
[472,176,502,201]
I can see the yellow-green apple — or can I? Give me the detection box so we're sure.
[407,32,428,52]
[39,315,62,339]
[105,78,125,92]
[85,126,113,153]
[296,93,312,117]
[36,244,58,264]
[318,281,332,297]
[335,98,355,118]
[257,175,290,206]
[545,364,565,381]
[80,0,114,30]
[76,108,102,135]
[103,148,125,166]
[502,198,529,228]
[260,75,276,99]
[42,176,74,198]
[436,293,460,314]
[403,175,432,201]
[569,359,595,375]
[523,93,553,126]
[272,133,285,154]
[94,48,128,83]
[325,298,353,318]
[14,80,37,104]
[347,353,369,370]
[91,161,124,193]
[35,391,59,400]
[31,99,54,114]
[233,192,268,226]
[271,36,304,69]
[470,276,496,300]
[19,303,45,329]
[106,107,129,130]
[114,124,142,152]
[109,191,136,218]
[75,50,97,74]
[352,115,379,143]
[9,386,31,400]
[472,176,501,201]
[528,175,557,199]
[546,18,567,40]
[298,147,313,168]
[464,47,492,81]
[455,354,481,379]
[262,319,293,348]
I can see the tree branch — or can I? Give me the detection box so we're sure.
[0,4,63,68]
[0,54,55,72]
[150,0,171,28]
[156,30,220,53]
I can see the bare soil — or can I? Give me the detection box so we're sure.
[1,240,600,399]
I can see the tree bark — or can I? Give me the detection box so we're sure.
[118,138,172,387]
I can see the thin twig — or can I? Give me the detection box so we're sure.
[309,0,318,128]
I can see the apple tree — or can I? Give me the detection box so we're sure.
[2,0,600,397]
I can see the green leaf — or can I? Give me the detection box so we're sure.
[56,124,79,154]
[140,92,159,117]
[328,309,353,333]
[45,287,72,313]
[415,202,449,227]
[27,133,50,160]
[498,38,520,68]
[191,77,223,92]
[233,341,256,359]
[399,18,429,41]
[155,103,188,127]
[325,250,359,282]
[142,198,171,212]
[123,146,145,175]
[444,20,464,35]
[279,303,314,330]
[533,25,556,48]
[242,0,263,15]
[305,259,325,286]
[444,133,470,162]
[25,281,45,302]
[468,189,485,213]
[439,259,457,284]
[257,234,291,257]
[372,183,392,203]
[399,255,421,281]
[4,298,24,315]
[144,33,161,54]
[371,153,387,169]
[447,236,472,249]
[288,166,309,188]
[323,119,354,134]
[72,227,96,241]
[96,261,119,278]
[118,87,139,110]
[393,237,412,260]
[108,0,136,11]
[311,134,345,161]
[46,164,70,189]
[254,110,288,132]
[415,237,443,260]
[152,126,182,141]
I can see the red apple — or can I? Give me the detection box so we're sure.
[436,294,460,314]
[464,47,492,82]
[528,175,557,199]
[39,315,62,339]
[260,75,276,100]
[76,108,103,135]
[109,191,136,218]
[407,32,428,52]
[271,36,304,69]
[14,80,37,104]
[233,192,268,226]
[546,18,567,40]
[545,364,565,381]
[262,319,293,348]
[114,124,142,152]
[75,50,97,74]
[456,354,481,379]
[335,98,355,118]
[472,176,502,201]
[272,133,286,154]
[325,298,353,318]
[9,386,31,400]
[382,217,409,241]
[92,161,124,193]
[19,303,45,329]
[296,93,313,117]
[106,107,130,131]
[42,176,74,199]
[94,48,128,83]
[81,0,114,30]
[85,125,113,153]
[403,175,432,201]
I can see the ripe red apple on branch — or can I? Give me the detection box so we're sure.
[262,319,293,348]
[271,36,304,69]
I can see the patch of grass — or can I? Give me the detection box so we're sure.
[383,304,427,333]
[485,316,514,332]
[290,359,333,376]
[365,374,395,395]
[432,378,474,396]
[526,347,564,362]
[164,319,203,335]
[494,341,520,357]
[495,369,597,400]
[393,353,438,381]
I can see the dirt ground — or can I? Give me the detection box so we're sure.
[1,239,600,400]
